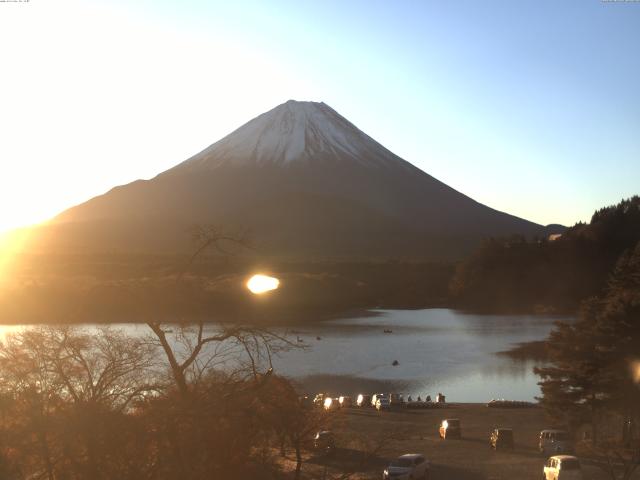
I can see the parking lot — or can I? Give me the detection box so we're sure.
[293,403,635,480]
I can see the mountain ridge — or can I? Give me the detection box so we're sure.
[34,100,559,260]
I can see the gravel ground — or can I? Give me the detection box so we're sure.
[286,403,635,480]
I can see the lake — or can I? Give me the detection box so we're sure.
[0,308,564,402]
[270,308,563,402]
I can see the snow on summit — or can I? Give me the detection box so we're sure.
[172,100,403,171]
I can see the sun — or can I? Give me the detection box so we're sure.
[246,274,279,294]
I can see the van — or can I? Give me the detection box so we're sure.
[439,418,461,439]
[489,428,514,450]
[539,430,573,455]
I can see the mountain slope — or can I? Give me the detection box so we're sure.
[32,100,555,260]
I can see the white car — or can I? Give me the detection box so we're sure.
[383,454,429,480]
[543,455,583,480]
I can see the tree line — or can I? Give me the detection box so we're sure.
[450,196,640,313]
[535,239,640,479]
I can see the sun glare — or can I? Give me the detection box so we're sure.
[246,274,279,294]
[631,360,640,384]
[0,228,31,281]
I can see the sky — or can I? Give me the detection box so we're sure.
[0,0,638,233]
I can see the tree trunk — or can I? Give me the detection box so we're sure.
[147,323,189,397]
[591,394,599,446]
[294,439,302,480]
[279,433,286,457]
[37,429,55,480]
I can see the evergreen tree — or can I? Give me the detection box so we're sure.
[536,241,640,442]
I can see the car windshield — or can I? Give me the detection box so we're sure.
[498,430,513,439]
[553,432,568,441]
[390,458,413,468]
[561,459,580,470]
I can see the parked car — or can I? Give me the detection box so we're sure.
[314,431,336,455]
[439,418,461,439]
[376,397,391,411]
[313,393,326,408]
[338,396,352,408]
[543,455,583,480]
[539,430,573,455]
[323,397,340,411]
[356,394,372,408]
[389,393,404,406]
[371,393,388,407]
[489,428,514,450]
[383,453,430,480]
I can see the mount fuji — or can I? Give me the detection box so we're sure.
[34,100,556,260]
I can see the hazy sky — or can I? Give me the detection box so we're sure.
[1,0,638,233]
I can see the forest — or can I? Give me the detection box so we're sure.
[0,252,452,324]
[450,196,640,313]
[535,238,640,479]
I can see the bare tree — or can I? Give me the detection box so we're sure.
[578,440,640,480]
[146,322,295,397]
[148,224,297,397]
[0,326,157,480]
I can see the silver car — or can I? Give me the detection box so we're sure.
[383,454,429,480]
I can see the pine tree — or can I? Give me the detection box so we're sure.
[536,241,640,443]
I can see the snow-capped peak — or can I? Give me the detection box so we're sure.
[170,100,404,171]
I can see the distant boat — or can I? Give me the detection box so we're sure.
[297,336,303,343]
[383,329,393,334]
[316,336,322,341]
[392,360,399,366]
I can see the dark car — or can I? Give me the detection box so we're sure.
[489,428,514,450]
[313,393,326,408]
[439,418,461,439]
[356,394,372,407]
[314,431,336,454]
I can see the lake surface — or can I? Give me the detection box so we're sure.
[0,309,565,402]
[270,309,563,402]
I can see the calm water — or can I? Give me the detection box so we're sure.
[0,309,564,402]
[271,309,563,402]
